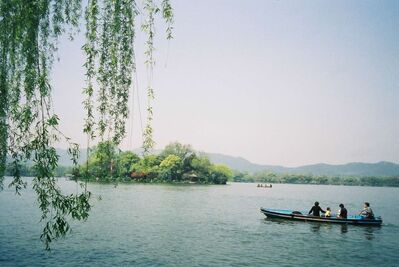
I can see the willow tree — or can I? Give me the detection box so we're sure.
[0,0,173,250]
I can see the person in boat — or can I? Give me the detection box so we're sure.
[324,207,331,217]
[308,201,325,216]
[359,202,374,219]
[337,204,347,219]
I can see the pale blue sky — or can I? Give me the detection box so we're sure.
[52,0,399,166]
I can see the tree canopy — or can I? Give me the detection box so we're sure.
[76,141,232,185]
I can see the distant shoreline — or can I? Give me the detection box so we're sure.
[232,173,399,188]
[237,181,399,188]
[70,177,226,185]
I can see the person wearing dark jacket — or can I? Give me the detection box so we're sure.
[338,203,347,219]
[308,201,325,216]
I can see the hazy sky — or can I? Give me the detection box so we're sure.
[52,0,399,166]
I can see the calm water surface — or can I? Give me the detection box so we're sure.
[1,177,399,266]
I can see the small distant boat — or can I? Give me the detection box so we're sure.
[257,183,272,188]
[260,208,383,226]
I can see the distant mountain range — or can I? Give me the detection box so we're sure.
[205,153,399,177]
[55,148,399,177]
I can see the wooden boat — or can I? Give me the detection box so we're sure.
[260,208,383,226]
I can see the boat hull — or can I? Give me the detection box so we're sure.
[261,208,382,226]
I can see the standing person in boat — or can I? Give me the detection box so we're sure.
[359,202,374,219]
[308,201,326,216]
[337,204,347,219]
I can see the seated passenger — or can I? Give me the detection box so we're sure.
[337,204,347,219]
[359,202,374,219]
[324,207,331,217]
[308,201,326,216]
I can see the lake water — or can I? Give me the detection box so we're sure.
[1,177,399,267]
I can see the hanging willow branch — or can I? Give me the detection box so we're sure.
[141,0,173,154]
[0,0,89,250]
[82,0,98,186]
[82,0,173,155]
[0,0,173,250]
[94,0,137,145]
[141,0,156,154]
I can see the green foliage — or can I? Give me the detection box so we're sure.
[77,141,141,181]
[80,0,173,148]
[233,171,399,187]
[0,0,88,250]
[159,155,183,181]
[0,0,174,250]
[130,154,161,178]
[77,142,232,185]
[82,141,118,180]
[190,156,212,182]
[141,0,173,154]
[161,142,194,159]
[117,151,140,177]
[4,162,73,177]
[210,164,233,184]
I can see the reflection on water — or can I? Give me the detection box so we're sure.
[265,217,379,239]
[304,221,348,234]
[310,222,322,233]
[363,226,379,240]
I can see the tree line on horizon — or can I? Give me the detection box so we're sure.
[232,171,399,187]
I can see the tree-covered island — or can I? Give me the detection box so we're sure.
[73,142,233,184]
